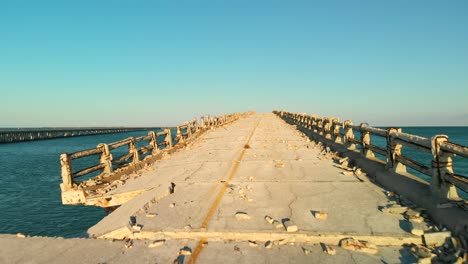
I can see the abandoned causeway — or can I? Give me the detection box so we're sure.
[1,111,466,263]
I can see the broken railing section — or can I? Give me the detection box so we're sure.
[59,113,246,204]
[273,111,468,201]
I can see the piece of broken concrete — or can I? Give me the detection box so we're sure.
[423,231,451,247]
[275,162,285,168]
[179,247,192,256]
[321,243,336,256]
[340,238,378,254]
[382,204,408,214]
[264,216,274,224]
[235,212,250,220]
[131,225,142,232]
[146,213,158,218]
[302,247,312,255]
[410,222,425,236]
[148,239,166,248]
[314,211,328,220]
[248,241,258,247]
[283,220,298,232]
[272,220,283,229]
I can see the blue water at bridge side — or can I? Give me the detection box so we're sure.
[0,127,466,238]
[0,130,158,238]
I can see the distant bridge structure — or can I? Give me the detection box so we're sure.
[0,127,160,144]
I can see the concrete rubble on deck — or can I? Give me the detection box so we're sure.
[1,113,466,263]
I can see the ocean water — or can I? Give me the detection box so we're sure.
[0,127,466,238]
[0,130,157,238]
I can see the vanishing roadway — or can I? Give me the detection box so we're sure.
[1,113,422,263]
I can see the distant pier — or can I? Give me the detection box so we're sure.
[0,127,157,144]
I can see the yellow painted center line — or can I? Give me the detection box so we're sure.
[188,118,261,264]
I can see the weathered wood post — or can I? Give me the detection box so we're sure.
[97,143,113,174]
[200,116,206,130]
[186,122,192,138]
[317,118,324,136]
[385,128,406,173]
[331,118,342,143]
[129,138,140,163]
[431,135,459,200]
[360,123,375,158]
[311,116,318,133]
[165,128,173,148]
[324,118,332,139]
[60,153,73,191]
[305,115,311,130]
[175,126,184,144]
[148,131,160,155]
[343,120,356,150]
[206,115,211,128]
[194,118,199,133]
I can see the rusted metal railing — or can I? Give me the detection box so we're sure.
[274,111,468,201]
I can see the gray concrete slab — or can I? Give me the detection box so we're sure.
[0,235,417,264]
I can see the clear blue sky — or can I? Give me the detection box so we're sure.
[1,0,467,127]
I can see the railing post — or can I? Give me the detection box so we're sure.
[386,128,406,173]
[200,116,206,130]
[165,128,173,148]
[431,135,459,200]
[318,118,324,136]
[206,115,211,128]
[194,118,199,133]
[148,131,160,155]
[60,153,73,191]
[343,120,356,150]
[175,126,184,144]
[360,123,374,158]
[186,122,192,138]
[324,118,332,139]
[129,138,140,163]
[332,118,342,143]
[97,143,113,174]
[311,116,318,133]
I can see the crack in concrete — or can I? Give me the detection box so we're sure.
[287,189,298,219]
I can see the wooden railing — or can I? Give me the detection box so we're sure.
[274,111,468,201]
[59,113,244,193]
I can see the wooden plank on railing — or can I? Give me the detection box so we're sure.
[395,155,431,176]
[361,126,387,137]
[73,163,105,178]
[445,174,468,192]
[138,145,153,155]
[69,148,102,160]
[348,138,362,145]
[392,133,431,149]
[393,138,432,153]
[156,131,167,136]
[367,144,387,156]
[135,135,151,141]
[108,138,132,150]
[113,152,134,164]
[440,142,468,159]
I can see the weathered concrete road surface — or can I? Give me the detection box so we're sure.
[1,113,424,263]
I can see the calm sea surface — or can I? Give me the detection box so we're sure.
[0,127,466,237]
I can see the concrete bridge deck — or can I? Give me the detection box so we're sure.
[2,113,463,263]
